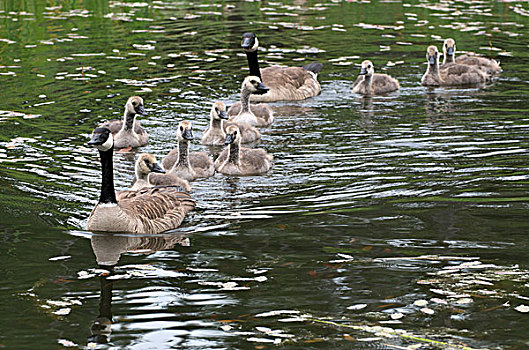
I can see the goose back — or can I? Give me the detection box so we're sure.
[88,187,195,234]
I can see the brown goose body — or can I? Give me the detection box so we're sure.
[86,128,195,234]
[214,125,273,176]
[240,33,322,102]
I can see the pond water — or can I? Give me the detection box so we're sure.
[1,0,529,348]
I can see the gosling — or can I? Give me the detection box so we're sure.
[130,153,191,192]
[202,102,261,146]
[228,76,274,127]
[98,96,148,149]
[162,120,215,181]
[215,125,273,176]
[351,60,399,95]
[442,38,501,75]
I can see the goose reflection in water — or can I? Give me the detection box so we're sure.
[87,233,190,345]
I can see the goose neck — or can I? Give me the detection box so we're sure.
[240,87,252,113]
[228,142,240,164]
[176,140,191,168]
[245,50,262,80]
[98,148,118,205]
[211,116,223,130]
[363,74,373,91]
[428,62,440,79]
[122,111,136,131]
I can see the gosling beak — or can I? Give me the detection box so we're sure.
[446,47,454,56]
[428,55,436,66]
[255,82,269,95]
[218,110,229,120]
[87,133,105,146]
[136,104,147,116]
[241,36,254,50]
[224,134,234,145]
[359,67,368,75]
[149,162,165,174]
[183,128,194,141]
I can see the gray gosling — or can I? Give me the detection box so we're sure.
[351,60,400,95]
[442,38,501,75]
[98,96,148,149]
[162,120,215,181]
[86,127,195,234]
[421,45,489,86]
[229,76,274,127]
[238,32,323,102]
[203,102,261,146]
[130,153,191,192]
[215,125,273,176]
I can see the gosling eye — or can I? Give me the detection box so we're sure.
[180,126,184,132]
[233,131,238,136]
[368,65,372,69]
[132,101,137,106]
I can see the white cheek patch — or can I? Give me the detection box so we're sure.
[95,133,114,151]
[251,38,259,52]
[98,202,118,208]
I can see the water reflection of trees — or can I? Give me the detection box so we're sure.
[87,233,189,345]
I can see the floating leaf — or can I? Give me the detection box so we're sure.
[420,307,434,315]
[414,300,428,307]
[390,312,404,320]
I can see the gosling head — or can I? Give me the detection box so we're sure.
[125,96,147,116]
[242,76,269,95]
[136,153,165,177]
[359,60,375,76]
[443,38,456,58]
[211,101,228,120]
[88,127,113,152]
[426,45,439,66]
[224,125,241,145]
[177,120,194,141]
[241,32,259,52]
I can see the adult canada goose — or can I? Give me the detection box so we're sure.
[162,120,215,181]
[98,96,149,149]
[202,102,261,146]
[421,45,489,86]
[129,153,191,192]
[228,76,274,127]
[238,32,323,102]
[442,38,501,74]
[351,60,400,95]
[215,125,273,176]
[86,127,195,234]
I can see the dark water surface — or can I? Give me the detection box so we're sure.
[1,0,529,349]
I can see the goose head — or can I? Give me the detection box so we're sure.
[136,153,165,177]
[242,76,269,95]
[359,60,375,76]
[177,120,194,141]
[211,101,228,120]
[224,125,241,145]
[241,32,259,52]
[125,96,147,116]
[426,45,439,66]
[443,38,456,58]
[88,127,113,151]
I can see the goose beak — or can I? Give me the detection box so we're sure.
[255,82,269,95]
[87,133,105,146]
[183,128,194,140]
[446,47,454,56]
[218,110,229,120]
[359,67,368,75]
[149,162,165,174]
[224,134,234,145]
[428,55,436,66]
[136,104,147,116]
